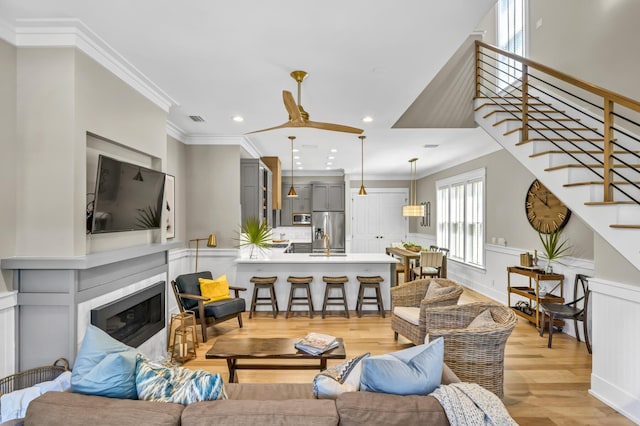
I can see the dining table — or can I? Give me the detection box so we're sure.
[385,246,421,284]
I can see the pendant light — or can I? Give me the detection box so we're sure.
[358,135,367,196]
[402,158,425,216]
[287,136,298,197]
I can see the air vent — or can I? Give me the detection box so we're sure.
[189,115,205,122]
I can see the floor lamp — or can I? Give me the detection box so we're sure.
[189,234,216,272]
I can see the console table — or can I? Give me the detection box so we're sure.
[507,266,564,329]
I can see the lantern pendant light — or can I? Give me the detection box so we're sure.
[287,136,298,197]
[402,158,425,216]
[358,135,367,196]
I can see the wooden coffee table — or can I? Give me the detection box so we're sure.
[205,337,346,383]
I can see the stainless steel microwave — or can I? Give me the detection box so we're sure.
[292,213,312,225]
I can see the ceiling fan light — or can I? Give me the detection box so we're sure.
[402,204,425,217]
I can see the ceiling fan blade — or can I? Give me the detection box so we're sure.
[245,121,295,135]
[305,120,364,134]
[282,90,303,122]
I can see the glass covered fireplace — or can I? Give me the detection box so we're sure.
[91,281,165,348]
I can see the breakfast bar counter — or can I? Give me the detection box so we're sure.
[235,253,399,314]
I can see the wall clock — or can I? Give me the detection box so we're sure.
[525,179,571,233]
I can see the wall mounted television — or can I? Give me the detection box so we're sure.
[90,155,166,234]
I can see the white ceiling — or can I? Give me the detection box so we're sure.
[0,0,502,179]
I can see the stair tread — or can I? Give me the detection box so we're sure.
[584,201,637,205]
[474,101,545,111]
[529,150,637,157]
[610,224,640,229]
[564,181,640,187]
[545,163,640,171]
[482,109,561,119]
[494,118,578,127]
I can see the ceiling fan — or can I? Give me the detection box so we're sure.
[247,70,364,135]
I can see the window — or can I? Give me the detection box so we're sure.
[437,168,485,268]
[497,0,526,89]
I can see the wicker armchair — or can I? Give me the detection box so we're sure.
[424,302,517,398]
[390,278,464,346]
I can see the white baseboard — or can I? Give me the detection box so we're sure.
[590,374,640,424]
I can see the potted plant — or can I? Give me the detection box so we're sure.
[238,217,272,259]
[538,228,571,274]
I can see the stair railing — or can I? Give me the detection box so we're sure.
[475,40,640,205]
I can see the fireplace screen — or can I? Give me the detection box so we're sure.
[91,281,165,348]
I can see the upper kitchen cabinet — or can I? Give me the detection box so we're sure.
[241,159,272,227]
[312,182,344,211]
[280,183,311,226]
[261,156,281,210]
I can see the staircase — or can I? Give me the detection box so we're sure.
[473,41,640,269]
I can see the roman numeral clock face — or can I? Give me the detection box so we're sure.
[525,179,571,233]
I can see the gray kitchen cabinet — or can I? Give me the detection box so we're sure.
[312,183,344,211]
[280,183,311,226]
[281,182,293,226]
[241,159,272,227]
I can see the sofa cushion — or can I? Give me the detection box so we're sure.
[336,392,449,426]
[360,338,443,396]
[195,297,246,319]
[175,271,213,310]
[313,353,370,399]
[199,275,232,304]
[225,383,313,400]
[392,306,420,325]
[24,391,183,426]
[71,325,139,399]
[182,399,339,426]
[135,358,226,404]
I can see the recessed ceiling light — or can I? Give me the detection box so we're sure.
[297,166,304,170]
[328,156,335,160]
[326,162,333,166]
[325,166,332,170]
[423,144,440,148]
[294,155,300,160]
[292,148,299,153]
[330,148,338,153]
[232,115,244,122]
[296,161,302,165]
[362,116,373,123]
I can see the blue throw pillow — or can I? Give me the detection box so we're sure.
[71,325,140,399]
[135,357,226,404]
[360,337,444,395]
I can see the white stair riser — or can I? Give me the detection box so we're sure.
[586,184,640,203]
[546,152,640,167]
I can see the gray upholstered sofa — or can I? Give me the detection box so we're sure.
[4,366,459,426]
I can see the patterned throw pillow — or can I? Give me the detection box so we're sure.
[135,357,226,404]
[313,353,370,399]
[199,275,232,304]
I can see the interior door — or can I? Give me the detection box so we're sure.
[351,190,407,253]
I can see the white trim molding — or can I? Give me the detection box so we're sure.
[0,290,17,311]
[13,19,177,112]
[0,17,14,44]
[589,277,640,424]
[0,291,18,377]
[166,121,188,143]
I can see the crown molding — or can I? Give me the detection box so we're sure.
[166,121,187,143]
[0,17,14,44]
[184,134,261,159]
[13,19,178,113]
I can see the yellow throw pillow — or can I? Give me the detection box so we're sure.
[199,275,232,304]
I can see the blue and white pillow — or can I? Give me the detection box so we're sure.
[135,357,226,405]
[313,353,370,399]
[360,337,444,395]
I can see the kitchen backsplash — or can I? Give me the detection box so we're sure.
[272,226,312,241]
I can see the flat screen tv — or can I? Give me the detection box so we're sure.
[90,155,166,234]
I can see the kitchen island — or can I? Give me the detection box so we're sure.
[235,253,399,315]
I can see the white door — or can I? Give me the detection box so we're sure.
[351,189,408,253]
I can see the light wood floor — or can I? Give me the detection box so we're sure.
[183,287,633,425]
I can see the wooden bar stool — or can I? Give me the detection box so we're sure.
[249,276,279,318]
[286,276,314,318]
[356,276,385,318]
[322,276,350,319]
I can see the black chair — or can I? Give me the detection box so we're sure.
[539,274,591,354]
[171,271,247,342]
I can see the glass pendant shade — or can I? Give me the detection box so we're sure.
[402,157,424,216]
[287,136,298,197]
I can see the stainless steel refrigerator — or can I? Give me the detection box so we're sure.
[312,211,345,253]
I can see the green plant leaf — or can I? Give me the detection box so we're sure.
[136,205,160,229]
[538,228,572,263]
[236,217,272,251]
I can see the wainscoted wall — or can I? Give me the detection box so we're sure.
[0,291,17,378]
[589,278,640,424]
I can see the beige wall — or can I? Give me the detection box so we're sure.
[416,149,595,259]
[15,47,167,256]
[186,145,241,248]
[529,0,640,102]
[0,39,16,291]
[595,234,640,285]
